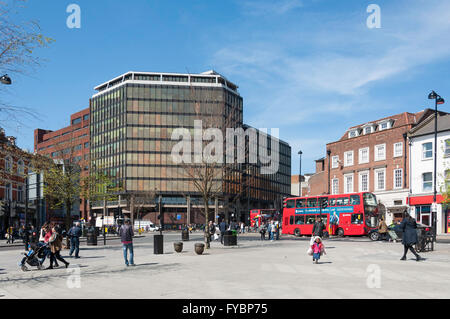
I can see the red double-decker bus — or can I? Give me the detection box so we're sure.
[249,209,281,228]
[282,192,378,237]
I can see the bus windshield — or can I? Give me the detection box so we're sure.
[363,193,377,206]
[363,193,378,228]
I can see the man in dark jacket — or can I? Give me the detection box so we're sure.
[119,219,134,266]
[68,222,82,258]
[219,220,227,244]
[399,213,423,261]
[312,217,325,238]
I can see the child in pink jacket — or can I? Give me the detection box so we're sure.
[311,236,325,264]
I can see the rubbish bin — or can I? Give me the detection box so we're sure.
[182,230,189,241]
[154,234,164,254]
[223,230,237,246]
[86,227,97,246]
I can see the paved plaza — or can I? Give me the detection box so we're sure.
[1,233,450,299]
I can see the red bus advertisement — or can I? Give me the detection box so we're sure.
[282,192,378,237]
[250,209,281,228]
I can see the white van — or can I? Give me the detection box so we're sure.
[134,220,160,231]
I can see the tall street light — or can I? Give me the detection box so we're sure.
[298,150,302,196]
[1,74,12,85]
[428,90,445,241]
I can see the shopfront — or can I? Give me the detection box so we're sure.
[408,195,447,234]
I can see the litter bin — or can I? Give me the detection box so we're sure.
[223,230,237,246]
[86,227,97,246]
[154,234,164,254]
[182,230,189,241]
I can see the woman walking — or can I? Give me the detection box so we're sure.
[47,225,70,269]
[399,213,423,261]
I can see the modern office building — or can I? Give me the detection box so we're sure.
[89,70,291,227]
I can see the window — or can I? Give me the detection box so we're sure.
[305,215,316,224]
[363,126,373,134]
[307,198,317,207]
[359,147,369,164]
[84,142,89,148]
[296,198,305,208]
[446,170,450,191]
[331,156,339,169]
[332,178,339,195]
[17,159,24,175]
[394,142,403,157]
[294,215,305,225]
[5,156,12,172]
[344,174,353,193]
[422,172,432,192]
[336,197,349,206]
[329,198,336,206]
[379,122,388,130]
[394,169,403,189]
[350,195,361,205]
[83,114,90,121]
[359,171,369,192]
[5,183,12,200]
[348,130,358,138]
[18,185,23,202]
[375,144,386,161]
[344,151,354,166]
[375,169,386,191]
[72,117,82,125]
[286,200,295,208]
[351,213,363,224]
[445,139,450,157]
[422,142,432,159]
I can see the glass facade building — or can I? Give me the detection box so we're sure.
[90,71,291,225]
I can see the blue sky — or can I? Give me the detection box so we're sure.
[1,0,450,175]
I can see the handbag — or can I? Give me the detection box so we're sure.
[307,247,313,256]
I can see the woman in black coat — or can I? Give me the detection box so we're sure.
[399,213,423,261]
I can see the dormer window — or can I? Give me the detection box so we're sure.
[378,119,393,131]
[348,129,359,138]
[362,124,375,135]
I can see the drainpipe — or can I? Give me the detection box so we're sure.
[327,149,331,194]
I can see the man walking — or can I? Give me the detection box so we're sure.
[68,222,82,258]
[219,219,227,245]
[119,219,135,266]
[312,217,325,238]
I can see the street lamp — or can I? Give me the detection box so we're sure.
[428,90,445,241]
[298,150,302,196]
[0,74,12,85]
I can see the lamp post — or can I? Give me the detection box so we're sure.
[428,90,445,241]
[0,74,12,85]
[298,150,302,196]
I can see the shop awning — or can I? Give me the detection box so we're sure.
[407,195,444,206]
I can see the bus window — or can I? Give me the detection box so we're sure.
[289,216,294,225]
[296,198,306,208]
[286,200,295,208]
[351,213,363,224]
[318,215,328,224]
[307,198,317,207]
[295,216,305,225]
[305,215,316,224]
[350,195,360,205]
[319,197,328,207]
[337,197,349,206]
[329,198,336,206]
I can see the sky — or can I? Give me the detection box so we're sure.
[1,0,450,175]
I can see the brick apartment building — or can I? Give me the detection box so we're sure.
[0,128,32,231]
[307,109,438,224]
[34,108,90,221]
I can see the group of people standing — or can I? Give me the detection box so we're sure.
[259,220,281,241]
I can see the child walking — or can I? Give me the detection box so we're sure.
[311,236,326,264]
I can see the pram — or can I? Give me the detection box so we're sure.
[19,243,47,271]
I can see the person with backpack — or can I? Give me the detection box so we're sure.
[47,225,70,269]
[119,219,135,266]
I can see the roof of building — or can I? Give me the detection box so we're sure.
[408,113,450,137]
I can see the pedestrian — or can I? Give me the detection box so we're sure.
[312,217,325,238]
[259,222,266,240]
[275,220,280,240]
[240,222,244,234]
[6,225,14,244]
[267,220,273,240]
[22,225,31,251]
[68,222,82,258]
[208,221,216,240]
[310,236,326,264]
[270,221,277,241]
[219,219,227,244]
[119,219,135,266]
[378,217,388,241]
[399,213,423,261]
[47,225,70,269]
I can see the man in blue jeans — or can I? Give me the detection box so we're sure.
[119,219,134,266]
[68,222,82,258]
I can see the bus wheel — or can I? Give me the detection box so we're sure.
[337,228,344,237]
[323,231,329,239]
[294,229,301,237]
[369,231,379,241]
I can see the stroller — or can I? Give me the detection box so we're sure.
[19,243,47,271]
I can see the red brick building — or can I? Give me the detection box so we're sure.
[308,109,436,224]
[0,128,32,230]
[34,108,90,220]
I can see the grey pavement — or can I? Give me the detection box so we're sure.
[1,232,450,299]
